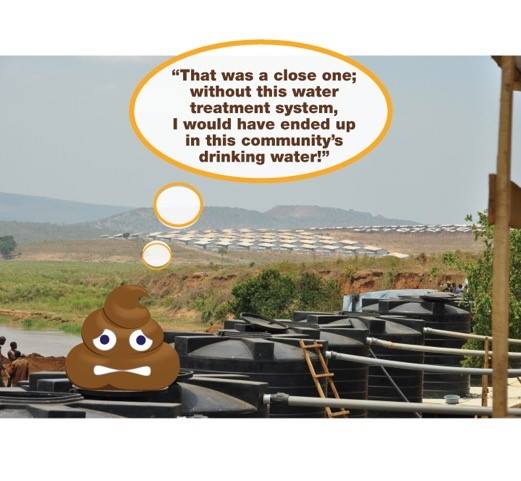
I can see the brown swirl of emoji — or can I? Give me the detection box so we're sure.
[66,285,180,390]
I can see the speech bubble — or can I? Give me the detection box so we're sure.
[153,182,204,229]
[141,240,173,270]
[130,39,392,183]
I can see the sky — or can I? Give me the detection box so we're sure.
[0,56,519,224]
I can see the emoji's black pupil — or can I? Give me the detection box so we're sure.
[100,334,110,345]
[137,335,146,345]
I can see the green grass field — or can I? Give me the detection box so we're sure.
[0,248,470,336]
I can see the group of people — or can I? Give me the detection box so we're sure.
[441,282,467,294]
[0,336,29,387]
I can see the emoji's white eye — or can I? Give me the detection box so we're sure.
[93,329,117,351]
[129,330,153,352]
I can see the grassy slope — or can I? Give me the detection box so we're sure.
[0,252,469,335]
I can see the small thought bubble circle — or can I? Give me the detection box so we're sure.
[153,182,204,229]
[141,240,173,270]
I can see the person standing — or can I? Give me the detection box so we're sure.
[8,341,20,361]
[0,336,6,387]
[7,351,29,387]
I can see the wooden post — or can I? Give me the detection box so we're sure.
[481,337,490,411]
[492,56,516,418]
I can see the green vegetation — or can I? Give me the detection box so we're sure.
[0,261,147,333]
[295,271,342,312]
[443,212,521,366]
[20,317,82,335]
[382,257,400,289]
[0,261,142,313]
[230,269,297,318]
[0,235,16,259]
[0,252,467,332]
[193,294,229,325]
[229,269,342,318]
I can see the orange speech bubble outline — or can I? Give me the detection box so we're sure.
[130,39,393,183]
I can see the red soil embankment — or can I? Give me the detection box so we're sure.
[1,354,66,386]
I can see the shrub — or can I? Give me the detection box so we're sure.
[443,212,521,366]
[295,272,341,312]
[229,269,296,318]
[0,235,16,259]
[230,269,342,318]
[193,295,230,325]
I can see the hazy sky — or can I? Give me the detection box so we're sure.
[0,56,519,224]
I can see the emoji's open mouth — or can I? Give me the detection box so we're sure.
[93,365,151,376]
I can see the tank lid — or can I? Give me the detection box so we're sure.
[306,314,353,326]
[317,328,366,347]
[178,335,319,361]
[420,292,458,302]
[240,312,289,333]
[357,315,422,336]
[385,299,470,317]
[292,310,338,321]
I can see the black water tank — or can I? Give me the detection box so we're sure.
[352,315,424,417]
[371,295,472,398]
[287,315,369,418]
[225,315,370,418]
[224,317,316,335]
[301,328,368,418]
[9,370,268,418]
[298,312,426,417]
[175,335,328,417]
[164,331,215,344]
[0,387,119,418]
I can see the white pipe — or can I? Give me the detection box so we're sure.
[423,327,521,345]
[325,350,521,376]
[366,336,521,358]
[263,393,521,416]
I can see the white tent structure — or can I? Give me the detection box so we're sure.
[388,252,409,259]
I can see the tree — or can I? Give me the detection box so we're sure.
[0,235,16,259]
[230,269,296,318]
[443,212,521,366]
[229,268,343,319]
[295,272,342,312]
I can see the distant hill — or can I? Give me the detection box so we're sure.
[265,205,416,228]
[85,205,416,233]
[0,192,130,224]
[0,220,105,244]
[86,206,281,233]
[0,192,418,243]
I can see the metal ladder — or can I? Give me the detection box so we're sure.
[299,339,349,418]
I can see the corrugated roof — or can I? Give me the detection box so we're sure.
[388,252,410,259]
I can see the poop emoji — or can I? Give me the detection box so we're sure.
[66,285,180,391]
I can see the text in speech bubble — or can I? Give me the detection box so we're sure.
[130,40,392,183]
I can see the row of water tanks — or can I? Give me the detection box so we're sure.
[2,293,471,418]
[169,293,472,417]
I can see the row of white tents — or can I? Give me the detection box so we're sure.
[310,224,473,234]
[103,228,409,258]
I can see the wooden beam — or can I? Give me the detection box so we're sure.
[514,60,521,90]
[491,56,516,418]
[492,56,521,91]
[515,67,521,92]
[488,174,521,227]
